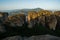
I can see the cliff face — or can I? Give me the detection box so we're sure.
[0,12,8,23]
[5,10,59,31]
[54,11,60,17]
[27,10,57,30]
[0,12,8,33]
[8,14,26,27]
[45,15,57,30]
[0,10,59,30]
[0,10,60,40]
[27,11,38,28]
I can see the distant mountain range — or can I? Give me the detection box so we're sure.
[0,8,42,12]
[0,8,59,16]
[2,8,43,16]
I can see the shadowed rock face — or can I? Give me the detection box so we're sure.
[45,15,57,30]
[0,12,8,23]
[0,25,6,33]
[56,16,60,29]
[27,18,38,28]
[54,11,60,29]
[0,12,8,33]
[39,15,45,27]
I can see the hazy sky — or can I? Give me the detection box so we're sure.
[0,0,60,10]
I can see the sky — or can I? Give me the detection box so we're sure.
[0,0,60,10]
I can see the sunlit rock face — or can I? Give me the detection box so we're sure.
[37,10,52,27]
[8,14,26,27]
[37,10,57,30]
[27,11,38,22]
[27,10,53,29]
[27,11,38,28]
[37,10,52,16]
[54,11,60,17]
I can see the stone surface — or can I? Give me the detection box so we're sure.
[2,35,60,40]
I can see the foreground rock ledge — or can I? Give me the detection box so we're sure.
[3,35,60,40]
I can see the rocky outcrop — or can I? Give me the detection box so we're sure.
[0,10,60,40]
[2,35,60,40]
[8,14,26,27]
[54,11,60,29]
[27,11,38,28]
[0,12,8,23]
[45,15,57,30]
[0,12,8,33]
